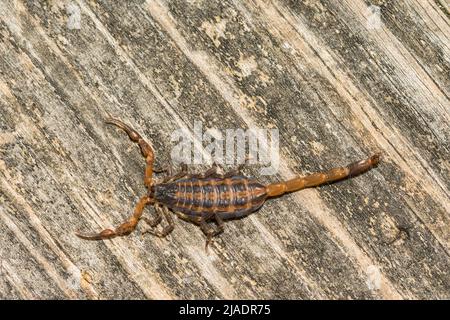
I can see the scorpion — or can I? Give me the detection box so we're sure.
[76,119,381,249]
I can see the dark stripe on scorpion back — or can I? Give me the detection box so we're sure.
[154,176,268,219]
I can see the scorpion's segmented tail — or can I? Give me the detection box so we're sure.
[266,153,381,197]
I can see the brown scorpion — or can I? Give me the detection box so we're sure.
[76,119,381,249]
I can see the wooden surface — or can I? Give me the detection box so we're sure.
[0,0,449,299]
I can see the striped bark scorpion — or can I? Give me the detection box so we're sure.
[76,119,381,249]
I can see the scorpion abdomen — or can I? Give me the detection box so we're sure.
[154,176,268,219]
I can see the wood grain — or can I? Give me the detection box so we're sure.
[0,0,448,299]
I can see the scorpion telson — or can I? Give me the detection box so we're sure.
[76,119,381,249]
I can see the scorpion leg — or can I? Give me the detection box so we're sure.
[155,165,174,183]
[223,165,245,178]
[222,155,254,177]
[76,195,150,240]
[202,165,220,178]
[223,155,253,177]
[141,204,163,228]
[175,212,223,251]
[163,163,189,182]
[174,212,205,227]
[106,118,155,188]
[154,165,173,175]
[143,206,174,238]
[200,213,224,251]
[175,211,203,225]
[189,162,222,179]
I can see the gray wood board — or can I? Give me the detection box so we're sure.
[0,0,448,299]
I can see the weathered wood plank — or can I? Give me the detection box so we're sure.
[0,0,448,299]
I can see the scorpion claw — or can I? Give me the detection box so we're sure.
[75,229,116,240]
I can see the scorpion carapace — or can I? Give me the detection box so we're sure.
[76,119,381,249]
